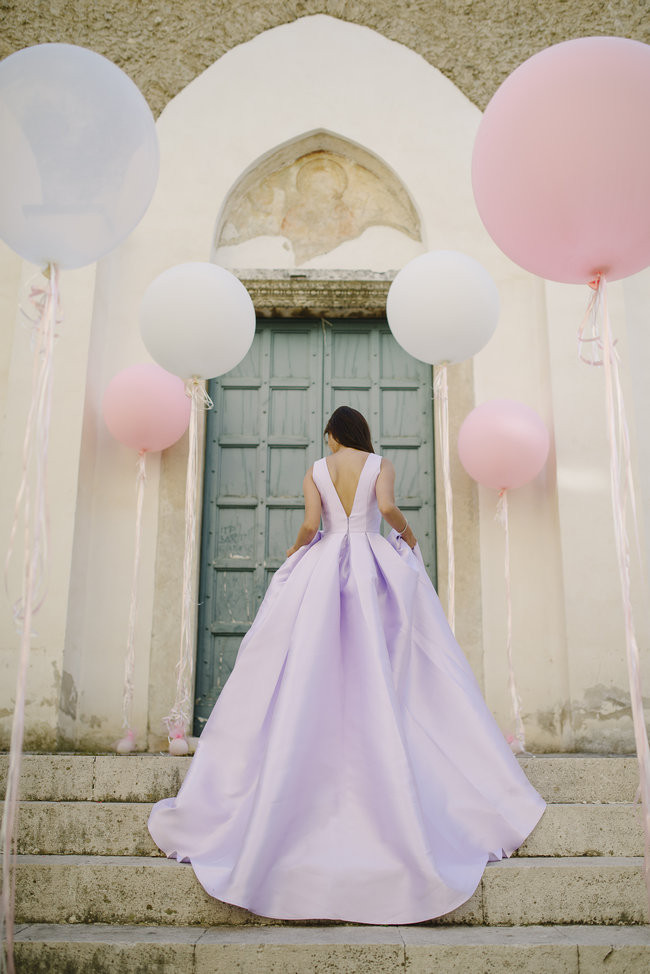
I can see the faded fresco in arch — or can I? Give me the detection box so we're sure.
[217,150,422,265]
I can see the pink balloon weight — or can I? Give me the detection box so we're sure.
[458,399,550,491]
[472,37,650,284]
[103,364,190,453]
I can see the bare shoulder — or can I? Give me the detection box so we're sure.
[378,456,395,476]
[303,464,322,491]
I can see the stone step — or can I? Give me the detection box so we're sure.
[0,753,641,803]
[9,855,649,927]
[11,922,650,974]
[7,799,644,858]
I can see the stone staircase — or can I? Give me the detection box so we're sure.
[1,753,649,972]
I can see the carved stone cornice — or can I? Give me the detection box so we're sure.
[237,271,393,319]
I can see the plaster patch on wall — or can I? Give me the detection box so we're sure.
[567,683,648,753]
[533,701,573,740]
[81,712,106,730]
[59,670,78,720]
[573,684,640,726]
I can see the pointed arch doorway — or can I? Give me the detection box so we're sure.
[194,316,436,733]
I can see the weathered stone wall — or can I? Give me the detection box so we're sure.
[1,1,648,115]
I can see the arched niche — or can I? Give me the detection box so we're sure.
[213,131,423,270]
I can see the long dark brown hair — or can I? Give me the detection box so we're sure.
[324,406,375,453]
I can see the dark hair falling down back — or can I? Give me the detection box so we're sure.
[324,406,375,453]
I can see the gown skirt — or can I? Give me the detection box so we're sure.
[148,452,546,924]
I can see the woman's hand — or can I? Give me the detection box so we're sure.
[400,525,417,550]
[286,545,298,558]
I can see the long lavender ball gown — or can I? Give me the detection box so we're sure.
[148,452,546,924]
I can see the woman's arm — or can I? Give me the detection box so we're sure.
[286,466,322,557]
[375,457,418,549]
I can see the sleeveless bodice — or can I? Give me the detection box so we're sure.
[312,453,383,534]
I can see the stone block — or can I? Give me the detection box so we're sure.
[0,754,94,801]
[13,801,160,857]
[483,857,648,926]
[13,855,248,926]
[518,756,638,803]
[93,755,191,802]
[13,922,200,974]
[195,925,404,974]
[401,924,578,973]
[577,925,650,974]
[514,802,643,857]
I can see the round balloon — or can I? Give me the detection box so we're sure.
[458,399,550,491]
[140,263,256,380]
[386,251,499,365]
[103,364,190,453]
[0,43,159,268]
[472,36,650,284]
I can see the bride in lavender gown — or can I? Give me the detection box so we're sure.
[148,405,546,924]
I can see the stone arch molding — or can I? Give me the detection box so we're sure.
[213,131,423,270]
[144,14,495,274]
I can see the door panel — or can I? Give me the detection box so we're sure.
[194,319,435,733]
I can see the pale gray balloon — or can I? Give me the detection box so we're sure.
[386,250,499,365]
[140,262,256,381]
[0,43,159,268]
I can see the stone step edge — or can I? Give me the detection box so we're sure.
[11,853,646,869]
[9,799,642,807]
[13,921,650,946]
[11,856,647,928]
[6,801,645,863]
[15,853,643,872]
[0,753,641,804]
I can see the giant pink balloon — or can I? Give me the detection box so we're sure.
[103,364,190,453]
[458,399,550,491]
[472,37,650,284]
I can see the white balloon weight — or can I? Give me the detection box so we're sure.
[140,263,256,380]
[386,251,499,364]
[0,43,159,268]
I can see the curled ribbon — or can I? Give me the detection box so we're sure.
[1,264,60,974]
[495,488,527,754]
[162,378,213,753]
[579,277,650,920]
[433,365,456,633]
[115,450,148,752]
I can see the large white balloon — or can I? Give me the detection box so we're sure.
[386,251,499,365]
[140,263,256,380]
[0,43,159,268]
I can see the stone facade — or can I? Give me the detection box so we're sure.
[1,1,648,116]
[1,6,650,754]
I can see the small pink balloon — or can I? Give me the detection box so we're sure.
[472,37,650,283]
[103,363,190,453]
[458,399,550,490]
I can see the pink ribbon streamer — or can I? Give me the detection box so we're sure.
[1,264,60,974]
[115,451,147,752]
[434,365,455,633]
[162,379,213,751]
[578,276,650,921]
[495,489,527,754]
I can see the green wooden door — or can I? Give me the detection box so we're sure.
[194,319,435,733]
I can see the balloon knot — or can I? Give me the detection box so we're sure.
[587,273,602,291]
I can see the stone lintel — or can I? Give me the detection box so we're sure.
[236,271,393,319]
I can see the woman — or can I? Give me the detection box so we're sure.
[148,405,546,924]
